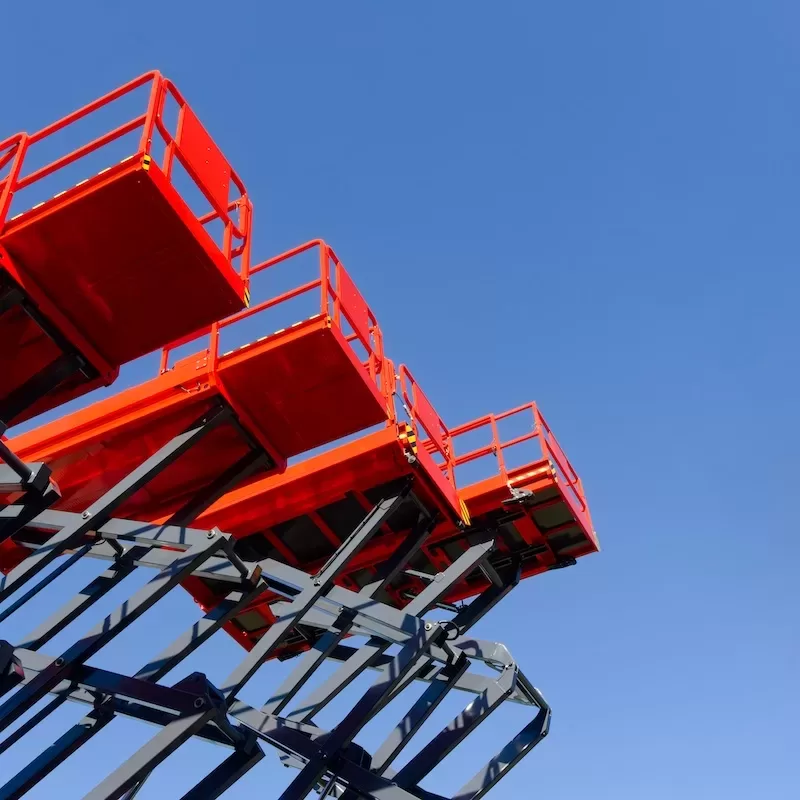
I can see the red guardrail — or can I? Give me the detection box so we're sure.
[159,239,391,407]
[449,402,592,533]
[0,72,251,276]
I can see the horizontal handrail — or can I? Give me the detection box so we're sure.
[28,71,158,144]
[452,429,537,467]
[217,278,323,331]
[249,238,324,276]
[16,116,146,190]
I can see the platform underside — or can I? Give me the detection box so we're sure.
[0,160,244,422]
[187,452,596,654]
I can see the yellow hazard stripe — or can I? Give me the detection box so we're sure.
[398,425,418,455]
[142,154,152,171]
[459,499,471,526]
[244,286,251,307]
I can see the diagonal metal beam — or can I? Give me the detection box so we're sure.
[2,647,326,747]
[221,487,411,703]
[285,623,448,799]
[393,667,516,789]
[165,447,272,527]
[379,564,520,709]
[179,742,265,800]
[135,586,266,683]
[83,702,219,800]
[0,543,92,626]
[17,551,140,652]
[286,539,495,724]
[454,703,551,800]
[0,704,114,800]
[372,655,469,774]
[261,510,437,717]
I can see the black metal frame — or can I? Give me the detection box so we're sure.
[0,433,551,799]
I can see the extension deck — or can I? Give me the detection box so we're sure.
[0,72,251,424]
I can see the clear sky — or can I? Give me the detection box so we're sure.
[0,2,798,798]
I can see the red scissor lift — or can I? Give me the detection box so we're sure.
[0,72,251,426]
[0,75,597,800]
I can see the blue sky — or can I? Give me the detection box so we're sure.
[1,2,798,798]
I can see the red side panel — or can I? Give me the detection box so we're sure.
[178,106,231,215]
[218,321,389,459]
[337,267,372,351]
[412,384,448,460]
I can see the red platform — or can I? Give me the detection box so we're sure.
[443,402,598,596]
[6,240,392,525]
[0,73,251,423]
[180,393,597,653]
